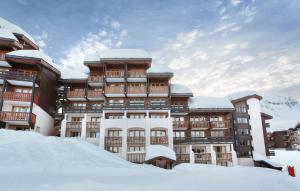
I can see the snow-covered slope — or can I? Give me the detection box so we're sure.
[261,96,300,132]
[0,130,299,191]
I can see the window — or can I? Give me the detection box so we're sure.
[15,88,32,93]
[12,106,30,112]
[91,103,102,109]
[192,146,206,153]
[237,117,248,124]
[173,117,184,122]
[70,131,80,137]
[89,132,100,138]
[214,146,227,153]
[209,116,223,122]
[128,130,145,137]
[151,130,166,137]
[128,114,145,119]
[150,114,167,118]
[236,107,247,113]
[190,116,206,122]
[106,146,121,153]
[128,146,145,152]
[174,146,187,154]
[73,103,86,108]
[211,130,225,137]
[174,131,185,138]
[107,130,121,137]
[238,129,249,135]
[191,131,205,137]
[108,114,123,119]
[71,117,83,122]
[90,117,100,122]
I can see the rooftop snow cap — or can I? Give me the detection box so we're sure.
[188,96,235,110]
[171,83,193,96]
[0,28,17,41]
[145,145,176,161]
[226,90,262,101]
[6,50,60,75]
[84,49,151,62]
[0,17,36,44]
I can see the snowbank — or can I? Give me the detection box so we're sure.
[0,130,299,191]
[271,150,300,170]
[253,152,282,168]
[145,145,176,161]
[188,96,234,110]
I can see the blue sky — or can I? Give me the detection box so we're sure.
[1,0,300,98]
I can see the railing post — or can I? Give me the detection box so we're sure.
[28,77,36,130]
[211,144,217,165]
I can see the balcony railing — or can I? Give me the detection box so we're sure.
[105,86,125,94]
[127,86,147,94]
[127,136,146,145]
[87,90,103,98]
[0,112,36,123]
[64,105,103,113]
[86,122,100,129]
[2,92,39,103]
[150,136,168,144]
[194,153,212,162]
[66,122,82,129]
[106,70,125,78]
[210,121,230,129]
[171,105,189,113]
[216,153,232,161]
[67,90,85,98]
[105,136,122,145]
[127,153,145,164]
[190,121,210,129]
[127,70,146,78]
[88,76,103,83]
[173,121,189,129]
[176,154,190,163]
[149,86,169,94]
[0,71,37,82]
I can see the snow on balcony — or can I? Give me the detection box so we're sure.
[145,145,176,161]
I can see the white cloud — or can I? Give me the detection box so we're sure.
[219,7,227,15]
[35,31,48,49]
[111,20,121,29]
[231,0,242,6]
[240,6,256,23]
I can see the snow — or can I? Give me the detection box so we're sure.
[147,63,171,73]
[188,96,235,109]
[253,152,282,168]
[145,145,176,161]
[0,28,17,41]
[226,90,260,101]
[271,150,300,170]
[261,96,300,131]
[170,83,192,94]
[0,17,36,43]
[85,49,151,61]
[0,60,11,67]
[0,129,299,191]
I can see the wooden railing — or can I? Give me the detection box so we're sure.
[0,112,36,123]
[2,92,39,103]
[106,70,124,78]
[176,154,190,163]
[173,121,189,128]
[149,86,169,93]
[127,137,146,145]
[150,136,168,144]
[216,153,232,160]
[0,71,38,82]
[87,90,103,97]
[67,90,85,98]
[127,153,145,164]
[0,54,5,61]
[194,153,212,162]
[127,86,147,94]
[86,122,100,129]
[66,122,82,129]
[127,70,146,78]
[88,76,103,83]
[190,121,210,129]
[105,137,122,145]
[210,121,230,129]
[105,86,125,94]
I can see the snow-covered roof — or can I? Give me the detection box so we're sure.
[0,61,11,67]
[145,145,176,161]
[188,96,235,110]
[147,63,170,73]
[170,83,193,95]
[226,90,262,101]
[85,49,151,62]
[0,28,17,41]
[0,17,36,43]
[253,152,282,168]
[6,50,60,74]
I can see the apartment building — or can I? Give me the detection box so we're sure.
[268,127,300,150]
[0,18,60,135]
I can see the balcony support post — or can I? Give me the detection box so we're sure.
[60,113,67,137]
[230,144,238,166]
[81,114,87,140]
[99,111,105,149]
[0,78,8,112]
[189,144,195,164]
[210,144,217,165]
[121,112,128,159]
[28,78,36,129]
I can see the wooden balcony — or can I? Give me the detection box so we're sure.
[87,90,104,100]
[127,70,146,78]
[88,76,104,86]
[127,153,145,164]
[66,122,82,129]
[105,136,122,146]
[105,86,125,95]
[127,86,147,95]
[150,136,168,144]
[176,154,190,163]
[171,105,189,113]
[194,153,212,163]
[106,70,124,78]
[127,136,146,146]
[0,71,38,82]
[216,153,232,161]
[190,121,210,129]
[67,90,86,100]
[210,121,230,129]
[149,86,169,94]
[173,121,189,129]
[0,112,36,124]
[86,122,100,129]
[3,92,39,103]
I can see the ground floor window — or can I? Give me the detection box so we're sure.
[70,131,80,137]
[128,146,145,152]
[89,131,99,138]
[217,161,228,166]
[191,131,205,137]
[151,130,167,137]
[192,146,206,153]
[211,130,225,137]
[174,146,187,154]
[173,131,185,138]
[106,146,121,153]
